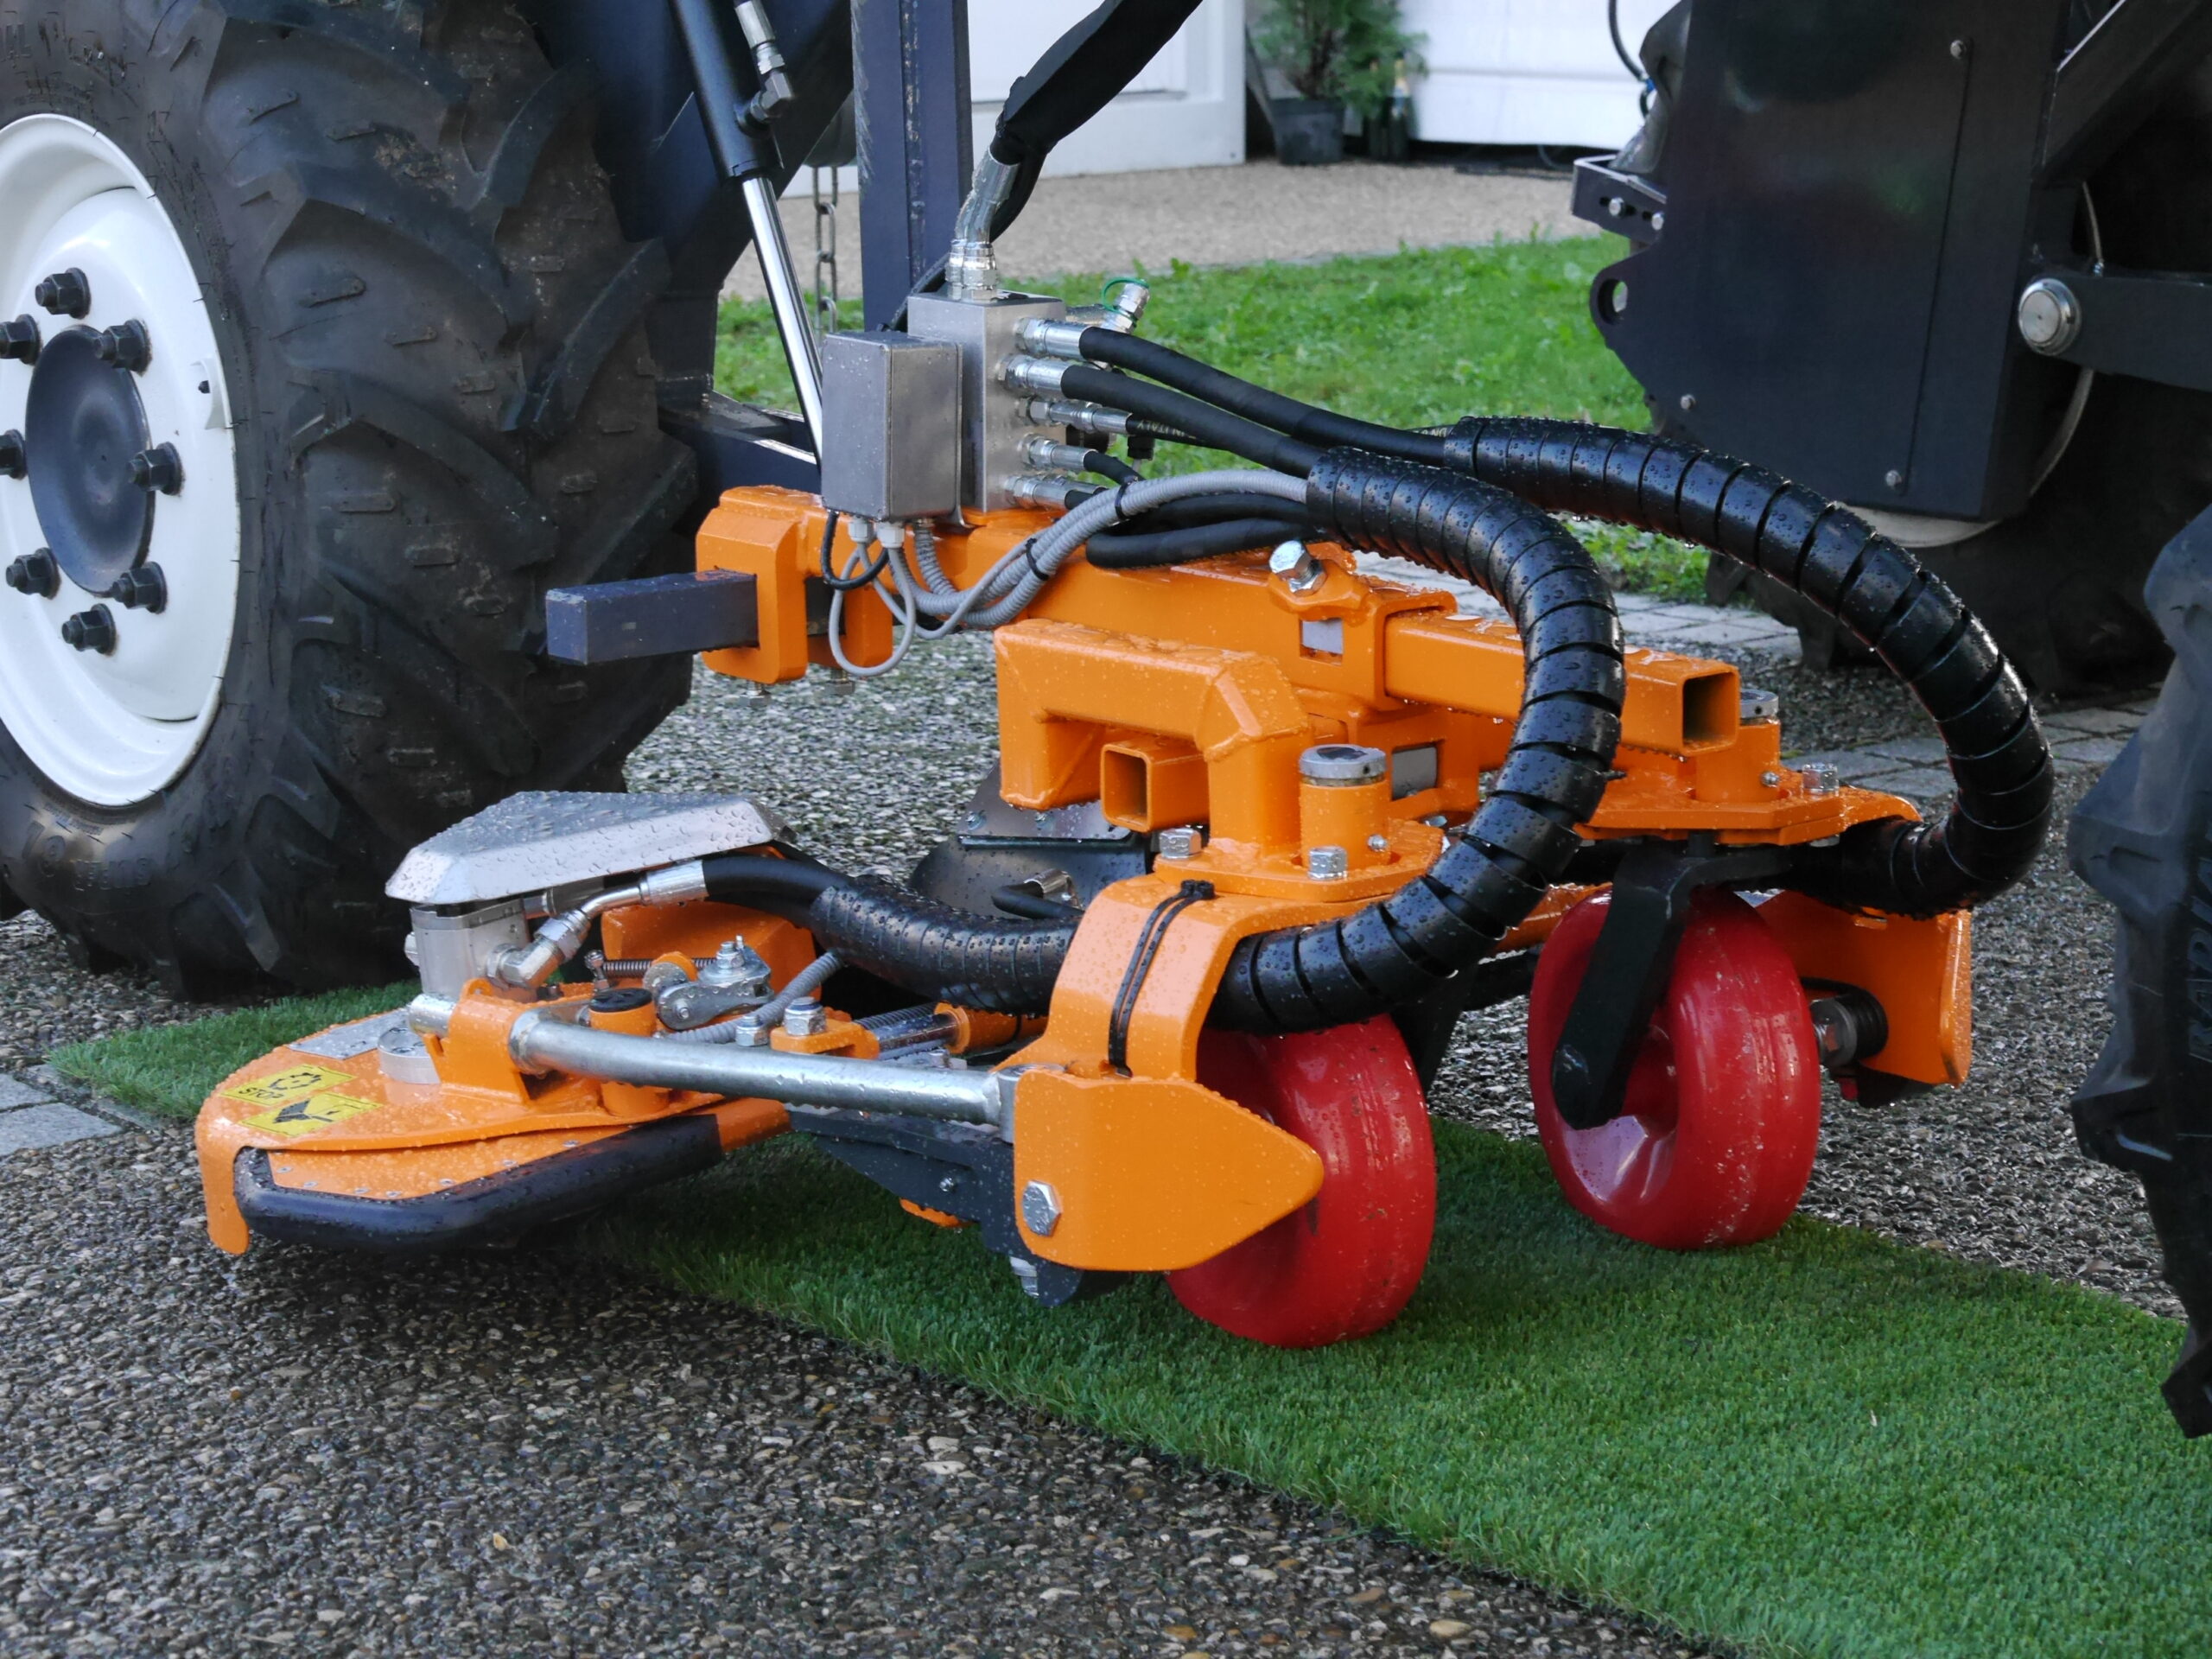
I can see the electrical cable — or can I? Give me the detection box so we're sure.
[816,510,887,591]
[1606,0,1644,80]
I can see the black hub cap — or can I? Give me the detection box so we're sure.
[24,326,154,594]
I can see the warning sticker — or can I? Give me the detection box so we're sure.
[224,1064,384,1139]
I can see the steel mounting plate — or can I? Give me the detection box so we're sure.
[387,791,789,907]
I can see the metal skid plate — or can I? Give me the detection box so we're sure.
[387,791,790,907]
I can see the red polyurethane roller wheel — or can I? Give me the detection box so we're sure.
[1168,1017,1436,1348]
[1527,888,1821,1250]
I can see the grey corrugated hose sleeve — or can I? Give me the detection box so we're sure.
[1445,417,2052,916]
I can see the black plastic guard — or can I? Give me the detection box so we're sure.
[234,1115,724,1255]
[2070,503,2212,1434]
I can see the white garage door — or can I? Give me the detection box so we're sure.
[1401,0,1673,149]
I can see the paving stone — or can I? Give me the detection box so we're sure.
[1846,767,1946,799]
[0,1103,124,1155]
[1859,734,1951,766]
[2050,734,2129,766]
[0,1073,50,1109]
[2043,707,2144,737]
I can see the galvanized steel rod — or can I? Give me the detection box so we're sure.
[507,1011,1007,1124]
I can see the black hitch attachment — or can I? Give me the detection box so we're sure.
[1548,839,1798,1130]
[789,1104,1125,1307]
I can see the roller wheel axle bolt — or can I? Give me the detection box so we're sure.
[60,605,118,654]
[34,268,90,319]
[106,563,167,613]
[0,429,22,480]
[93,319,150,372]
[0,315,40,365]
[130,443,183,494]
[5,549,58,600]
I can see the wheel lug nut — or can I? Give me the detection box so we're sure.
[0,315,40,365]
[129,443,183,494]
[0,430,22,480]
[93,319,150,372]
[34,268,90,319]
[4,549,58,599]
[60,605,118,654]
[105,563,168,613]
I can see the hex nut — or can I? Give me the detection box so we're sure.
[93,319,151,372]
[1156,826,1204,861]
[0,429,22,480]
[60,605,118,654]
[4,549,57,600]
[130,443,184,495]
[783,998,829,1038]
[1020,1179,1062,1237]
[34,268,90,318]
[1306,844,1351,880]
[0,315,40,365]
[1739,686,1780,724]
[1268,540,1325,594]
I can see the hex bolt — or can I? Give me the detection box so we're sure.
[0,315,40,365]
[93,319,151,373]
[61,605,118,654]
[1020,1179,1062,1237]
[105,564,168,613]
[5,548,59,600]
[782,997,828,1038]
[34,268,90,319]
[697,938,772,994]
[0,429,22,480]
[1365,832,1390,853]
[129,443,184,494]
[1801,761,1840,796]
[1268,539,1326,594]
[1306,844,1351,880]
[1157,826,1204,861]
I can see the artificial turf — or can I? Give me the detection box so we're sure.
[57,992,2212,1658]
[715,235,1707,601]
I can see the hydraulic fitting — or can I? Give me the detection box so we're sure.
[1021,436,1098,473]
[1001,354,1072,396]
[1014,317,1090,360]
[1024,398,1133,437]
[1002,473,1088,509]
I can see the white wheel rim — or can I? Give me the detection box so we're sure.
[0,115,241,807]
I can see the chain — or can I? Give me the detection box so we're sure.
[810,163,842,338]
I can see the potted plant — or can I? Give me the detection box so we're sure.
[1253,0,1424,166]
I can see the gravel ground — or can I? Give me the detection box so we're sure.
[726,158,1579,302]
[0,623,2164,1656]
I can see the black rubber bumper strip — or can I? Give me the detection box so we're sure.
[233,1113,724,1254]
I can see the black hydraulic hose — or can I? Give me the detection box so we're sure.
[1109,492,1311,531]
[1209,451,1624,1032]
[1074,328,1455,468]
[1082,449,1143,486]
[1443,417,2053,915]
[699,853,849,924]
[1059,364,1325,475]
[704,457,1622,1028]
[807,880,1073,1014]
[1086,517,1321,569]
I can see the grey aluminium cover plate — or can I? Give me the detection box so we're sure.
[387,791,789,907]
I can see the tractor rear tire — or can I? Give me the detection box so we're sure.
[0,0,695,993]
[1726,57,2212,696]
[2071,506,2212,1436]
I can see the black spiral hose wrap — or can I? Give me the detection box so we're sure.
[1443,417,2053,915]
[1207,450,1625,1030]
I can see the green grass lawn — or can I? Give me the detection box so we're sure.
[61,992,2211,1658]
[716,237,1707,601]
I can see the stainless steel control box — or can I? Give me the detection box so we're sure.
[818,330,963,522]
[905,289,1068,511]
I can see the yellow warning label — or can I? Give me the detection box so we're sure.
[224,1064,384,1139]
